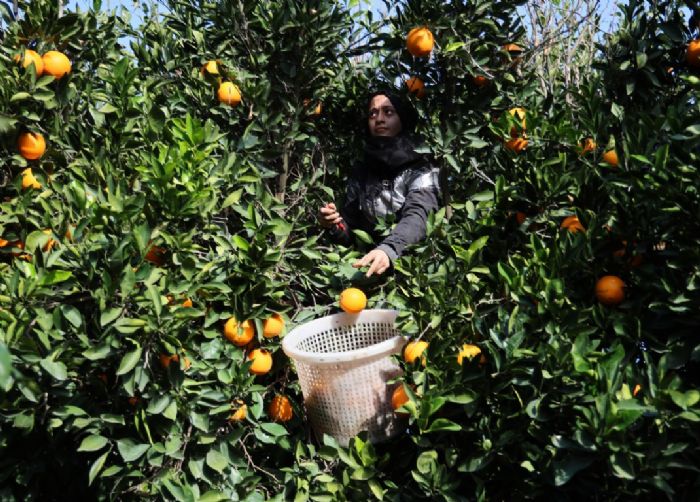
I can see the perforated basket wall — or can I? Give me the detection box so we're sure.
[282,309,406,446]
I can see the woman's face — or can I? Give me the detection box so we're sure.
[368,95,402,137]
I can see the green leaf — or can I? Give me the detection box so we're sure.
[0,343,12,390]
[205,450,229,473]
[424,418,461,433]
[670,390,700,410]
[39,270,73,286]
[610,452,635,480]
[61,305,82,328]
[553,455,595,486]
[116,439,150,462]
[78,435,109,452]
[40,358,68,380]
[100,308,122,327]
[116,346,142,375]
[88,450,109,486]
[260,422,288,437]
[0,115,18,134]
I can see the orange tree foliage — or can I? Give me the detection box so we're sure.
[1,0,699,499]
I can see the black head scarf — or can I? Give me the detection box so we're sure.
[363,90,427,176]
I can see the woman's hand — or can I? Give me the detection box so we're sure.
[353,248,391,277]
[318,202,343,229]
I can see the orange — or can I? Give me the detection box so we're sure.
[21,168,41,190]
[579,137,596,155]
[42,51,71,79]
[504,137,528,153]
[247,349,272,375]
[602,149,619,167]
[128,396,140,407]
[595,275,625,306]
[42,229,55,252]
[217,82,241,106]
[406,26,434,57]
[403,340,428,365]
[405,76,426,98]
[18,132,46,160]
[472,75,490,87]
[262,313,284,338]
[268,394,293,422]
[224,317,255,346]
[503,43,524,53]
[159,353,191,370]
[14,49,44,75]
[687,39,700,67]
[456,343,483,365]
[229,401,247,422]
[201,60,220,75]
[560,216,585,234]
[633,384,642,397]
[339,287,367,313]
[391,384,411,415]
[144,244,166,266]
[181,298,193,308]
[515,211,527,225]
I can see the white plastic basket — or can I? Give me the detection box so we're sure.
[282,309,406,446]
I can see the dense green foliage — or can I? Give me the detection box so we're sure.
[1,0,699,500]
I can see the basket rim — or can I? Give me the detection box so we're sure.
[282,309,406,365]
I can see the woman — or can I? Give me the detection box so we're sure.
[317,90,440,277]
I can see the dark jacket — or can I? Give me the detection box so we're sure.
[327,158,440,261]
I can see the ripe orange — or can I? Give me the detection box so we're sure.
[42,51,71,79]
[159,353,191,370]
[262,313,284,338]
[403,340,428,365]
[560,216,585,234]
[602,149,619,167]
[42,229,55,252]
[406,26,434,57]
[14,49,44,75]
[224,317,255,346]
[268,395,293,422]
[504,137,528,153]
[687,39,700,67]
[508,107,527,135]
[144,244,166,266]
[217,81,241,106]
[339,287,367,313]
[391,384,411,415]
[21,168,41,190]
[595,275,625,306]
[579,137,596,155]
[181,298,193,308]
[229,401,247,422]
[247,349,272,375]
[633,384,642,397]
[456,343,484,365]
[18,132,46,160]
[472,75,490,87]
[405,76,426,98]
[201,60,220,75]
[503,43,524,54]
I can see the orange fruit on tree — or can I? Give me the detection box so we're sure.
[508,107,527,135]
[515,211,527,225]
[217,81,241,106]
[560,216,585,234]
[201,60,220,75]
[633,384,642,397]
[505,137,528,153]
[405,76,426,98]
[268,394,293,422]
[262,313,285,338]
[457,343,485,365]
[144,244,166,266]
[42,50,71,79]
[503,43,524,54]
[339,287,367,313]
[14,49,44,75]
[229,401,247,422]
[602,149,619,167]
[391,384,411,415]
[18,132,46,160]
[21,168,41,190]
[42,229,55,252]
[472,75,490,87]
[224,317,255,346]
[181,298,193,308]
[406,26,434,57]
[159,353,191,370]
[579,137,596,155]
[595,275,625,306]
[247,349,272,375]
[404,340,428,365]
[686,39,700,67]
